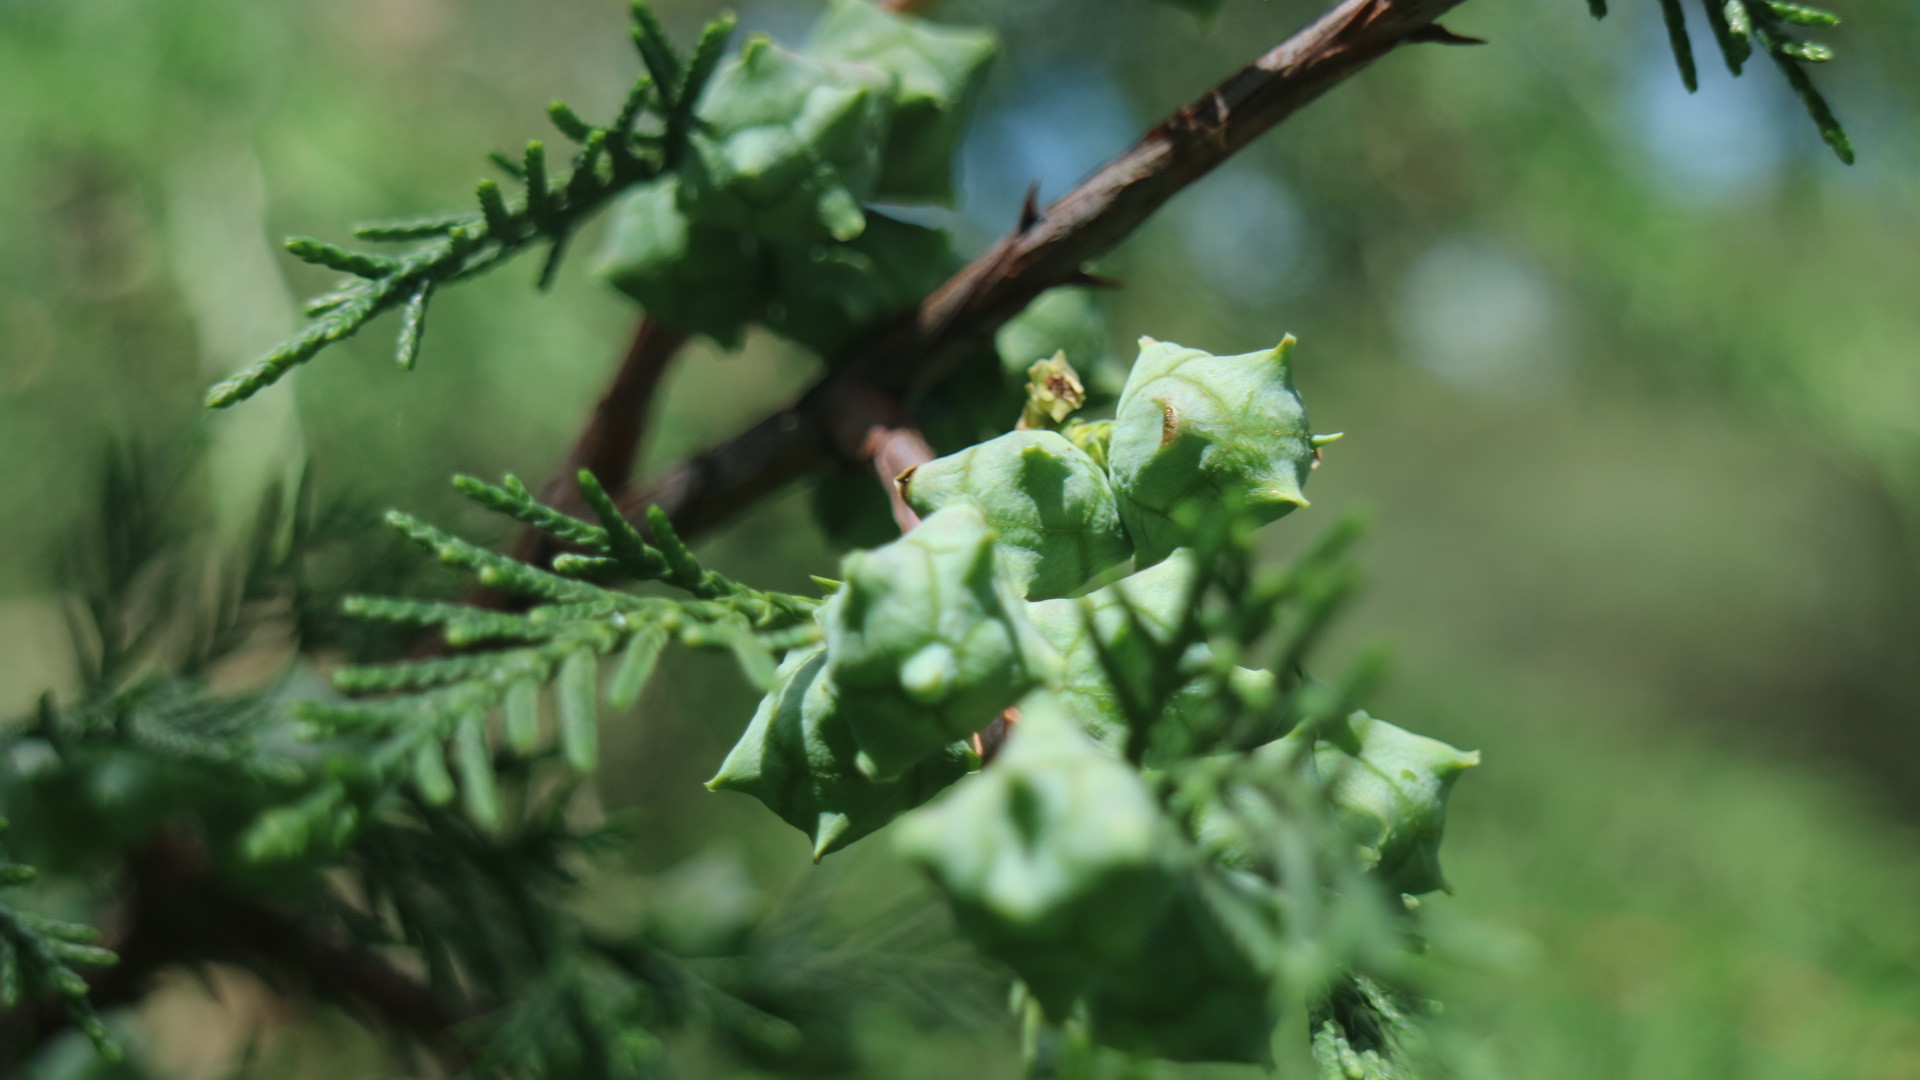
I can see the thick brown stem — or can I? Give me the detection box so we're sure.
[975,706,1020,765]
[557,319,689,496]
[847,386,935,532]
[447,318,687,621]
[517,318,688,566]
[617,0,1470,542]
[871,426,933,532]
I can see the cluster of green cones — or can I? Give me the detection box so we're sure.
[708,336,1477,1064]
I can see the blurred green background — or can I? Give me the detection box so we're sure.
[3,0,1919,1076]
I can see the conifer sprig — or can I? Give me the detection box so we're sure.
[3,443,1009,1076]
[0,822,119,1059]
[204,4,738,408]
[1310,973,1429,1080]
[1075,498,1373,765]
[1596,0,1853,162]
[300,473,819,825]
[1128,522,1433,1075]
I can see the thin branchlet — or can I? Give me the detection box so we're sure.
[1,823,119,1058]
[204,4,735,408]
[303,474,820,820]
[1613,0,1851,161]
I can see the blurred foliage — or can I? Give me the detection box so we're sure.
[0,437,1010,1079]
[1417,678,1920,1079]
[3,0,1920,1077]
[1,820,119,1059]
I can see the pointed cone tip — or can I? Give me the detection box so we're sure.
[705,766,754,793]
[812,813,852,861]
[1255,483,1309,509]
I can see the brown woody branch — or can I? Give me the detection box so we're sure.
[544,320,689,506]
[510,318,688,572]
[616,0,1470,541]
[845,383,936,532]
[455,319,688,618]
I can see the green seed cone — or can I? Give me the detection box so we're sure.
[1025,551,1272,754]
[680,37,896,242]
[808,0,997,204]
[824,504,1060,779]
[708,644,972,859]
[899,430,1132,600]
[1084,868,1280,1065]
[763,213,959,357]
[1313,710,1479,896]
[895,696,1180,1017]
[1108,337,1316,566]
[595,177,764,347]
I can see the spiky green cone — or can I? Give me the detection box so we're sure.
[708,644,972,859]
[808,0,997,204]
[764,212,958,357]
[1108,337,1317,566]
[1314,710,1479,896]
[1197,710,1478,894]
[596,177,764,347]
[823,504,1060,779]
[895,697,1180,1017]
[899,430,1132,600]
[680,36,896,242]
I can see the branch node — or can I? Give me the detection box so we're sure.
[1065,269,1125,291]
[1017,182,1043,234]
[1407,23,1486,45]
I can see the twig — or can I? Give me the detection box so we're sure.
[846,385,935,533]
[616,0,1471,541]
[976,706,1020,765]
[552,320,691,499]
[446,318,687,623]
[516,318,688,567]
